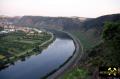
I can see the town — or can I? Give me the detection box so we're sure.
[0,21,42,34]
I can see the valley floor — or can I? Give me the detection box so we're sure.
[0,30,54,66]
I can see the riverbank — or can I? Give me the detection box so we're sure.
[39,32,54,47]
[44,30,83,79]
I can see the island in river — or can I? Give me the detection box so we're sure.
[0,28,54,68]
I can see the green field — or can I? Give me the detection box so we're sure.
[0,31,52,61]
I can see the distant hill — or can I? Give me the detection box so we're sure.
[1,14,120,32]
[0,16,20,24]
[16,16,88,30]
[16,14,120,31]
[83,14,120,30]
[79,14,120,38]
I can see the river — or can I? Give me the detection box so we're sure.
[0,31,75,79]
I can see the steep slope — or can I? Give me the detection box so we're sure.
[83,14,120,32]
[61,17,120,79]
[72,14,120,46]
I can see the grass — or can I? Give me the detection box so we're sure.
[70,30,101,50]
[60,67,89,79]
[0,55,5,59]
[0,31,52,62]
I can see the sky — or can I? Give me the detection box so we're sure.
[0,0,120,18]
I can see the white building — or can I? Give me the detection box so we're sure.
[33,28,42,33]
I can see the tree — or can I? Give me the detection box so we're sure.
[102,22,120,65]
[0,27,3,31]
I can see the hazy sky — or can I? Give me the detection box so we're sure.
[0,0,120,17]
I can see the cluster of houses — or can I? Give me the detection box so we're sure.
[0,22,42,34]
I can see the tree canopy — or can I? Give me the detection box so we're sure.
[102,21,120,65]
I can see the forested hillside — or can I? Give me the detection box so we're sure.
[82,14,120,34]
